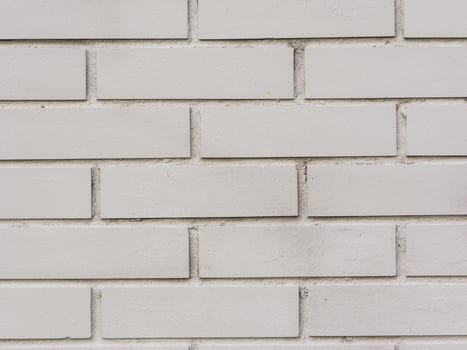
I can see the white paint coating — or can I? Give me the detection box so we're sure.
[199,0,395,39]
[0,167,91,219]
[102,286,299,338]
[0,49,86,100]
[0,0,187,39]
[0,227,189,279]
[306,47,467,98]
[308,284,467,335]
[0,107,190,159]
[407,225,467,276]
[101,166,298,218]
[308,164,467,216]
[97,48,294,100]
[200,105,396,158]
[199,225,396,277]
[0,288,90,339]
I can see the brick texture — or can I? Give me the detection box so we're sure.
[198,0,395,39]
[199,225,396,277]
[0,0,187,39]
[0,227,189,279]
[0,49,86,100]
[101,165,298,218]
[1,0,464,348]
[0,107,190,159]
[0,288,90,339]
[102,286,299,338]
[306,47,467,98]
[307,285,467,336]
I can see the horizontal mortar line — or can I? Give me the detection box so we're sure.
[2,38,467,47]
[2,335,467,344]
[2,98,467,106]
[0,158,467,166]
[1,337,467,347]
[2,216,467,225]
[2,277,467,285]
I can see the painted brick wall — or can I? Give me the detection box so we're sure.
[0,0,466,349]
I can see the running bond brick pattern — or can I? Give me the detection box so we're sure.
[0,0,466,349]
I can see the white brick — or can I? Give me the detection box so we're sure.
[407,104,467,156]
[200,105,396,158]
[97,48,293,100]
[198,0,394,39]
[0,288,90,339]
[305,47,467,98]
[307,284,467,336]
[407,225,467,276]
[102,286,298,338]
[0,49,85,100]
[405,0,467,38]
[0,227,189,279]
[199,225,395,278]
[0,168,91,219]
[101,166,298,218]
[308,164,467,216]
[0,0,187,39]
[0,107,190,159]
[200,345,394,350]
[400,345,467,350]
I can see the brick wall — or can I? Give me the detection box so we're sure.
[1,0,467,349]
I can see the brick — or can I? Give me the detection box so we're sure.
[407,225,467,276]
[0,49,85,100]
[0,0,187,39]
[0,167,91,219]
[400,345,467,350]
[199,225,395,278]
[198,0,394,39]
[0,107,190,159]
[102,286,298,338]
[0,227,189,279]
[308,164,467,216]
[307,284,467,336]
[101,166,297,218]
[200,105,396,158]
[305,47,467,98]
[0,288,90,339]
[200,346,394,350]
[97,48,293,99]
[405,0,467,38]
[407,104,467,156]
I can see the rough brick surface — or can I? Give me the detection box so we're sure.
[101,166,298,218]
[0,167,91,218]
[0,227,189,279]
[306,47,467,98]
[0,0,187,39]
[102,286,299,338]
[0,107,190,159]
[405,0,467,38]
[199,0,395,39]
[0,49,86,100]
[407,104,467,155]
[407,225,467,276]
[0,288,90,339]
[308,164,467,216]
[199,225,396,277]
[307,285,467,336]
[97,48,294,99]
[200,105,396,158]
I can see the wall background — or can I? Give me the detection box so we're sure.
[1,0,467,349]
